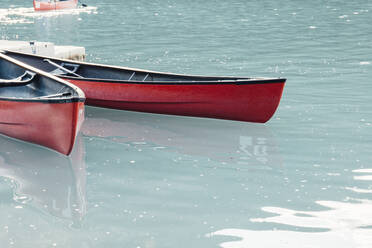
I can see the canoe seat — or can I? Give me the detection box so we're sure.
[142,73,149,81]
[61,63,80,74]
[0,71,36,87]
[45,59,83,78]
[128,72,135,80]
[128,72,150,81]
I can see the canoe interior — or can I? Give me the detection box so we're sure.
[2,51,271,83]
[0,56,81,101]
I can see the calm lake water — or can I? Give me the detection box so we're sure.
[1,0,372,247]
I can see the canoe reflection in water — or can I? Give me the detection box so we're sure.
[82,107,281,167]
[0,134,86,224]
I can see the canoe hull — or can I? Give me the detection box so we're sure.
[33,0,78,11]
[67,79,284,123]
[0,100,84,155]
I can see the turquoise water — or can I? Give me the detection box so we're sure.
[1,0,372,247]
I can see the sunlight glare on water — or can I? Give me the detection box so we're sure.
[0,6,97,25]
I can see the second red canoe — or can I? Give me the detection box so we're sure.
[4,50,286,123]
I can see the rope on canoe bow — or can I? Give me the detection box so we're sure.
[0,71,36,87]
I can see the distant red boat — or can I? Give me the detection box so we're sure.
[33,0,78,11]
[0,52,85,155]
[4,50,286,123]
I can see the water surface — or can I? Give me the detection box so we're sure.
[1,0,372,247]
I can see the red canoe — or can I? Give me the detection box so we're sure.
[0,52,85,155]
[33,0,78,11]
[4,50,286,123]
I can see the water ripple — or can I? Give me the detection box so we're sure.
[210,168,372,248]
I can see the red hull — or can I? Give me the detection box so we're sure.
[33,0,78,11]
[0,100,84,155]
[67,79,284,123]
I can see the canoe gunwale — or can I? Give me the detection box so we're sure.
[59,75,286,85]
[0,97,85,103]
